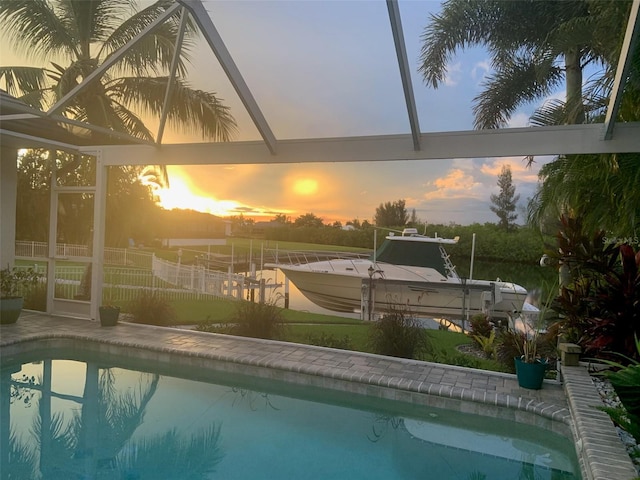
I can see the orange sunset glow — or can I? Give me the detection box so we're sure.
[154,175,244,217]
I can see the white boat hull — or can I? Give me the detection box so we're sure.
[277,262,527,321]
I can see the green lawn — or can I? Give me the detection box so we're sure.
[164,297,506,372]
[161,298,362,325]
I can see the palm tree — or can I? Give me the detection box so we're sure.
[418,0,631,129]
[0,0,237,184]
[525,3,640,235]
[420,0,640,235]
[28,363,223,479]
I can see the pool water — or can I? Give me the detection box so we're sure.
[1,351,581,479]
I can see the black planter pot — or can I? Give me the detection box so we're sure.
[99,306,120,327]
[0,297,24,325]
[514,356,548,390]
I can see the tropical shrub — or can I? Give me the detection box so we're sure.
[584,244,640,362]
[128,291,177,326]
[23,279,47,311]
[469,313,493,338]
[599,337,640,443]
[545,215,640,362]
[368,305,431,360]
[228,300,286,340]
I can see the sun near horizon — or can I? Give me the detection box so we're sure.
[148,166,353,224]
[153,174,247,218]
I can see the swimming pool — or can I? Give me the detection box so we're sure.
[2,349,580,479]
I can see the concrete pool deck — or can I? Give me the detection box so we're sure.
[1,311,637,480]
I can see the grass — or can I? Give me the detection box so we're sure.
[163,296,507,372]
[160,298,361,325]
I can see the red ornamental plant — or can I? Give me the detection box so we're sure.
[585,243,640,363]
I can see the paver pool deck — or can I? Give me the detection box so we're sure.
[1,311,637,480]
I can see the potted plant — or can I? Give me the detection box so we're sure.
[512,306,549,389]
[99,304,120,327]
[1,265,41,325]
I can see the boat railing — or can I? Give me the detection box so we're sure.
[264,249,371,268]
[439,245,460,279]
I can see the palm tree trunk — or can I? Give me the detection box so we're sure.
[565,47,585,124]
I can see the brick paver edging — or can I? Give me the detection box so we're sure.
[562,365,638,480]
[1,321,572,430]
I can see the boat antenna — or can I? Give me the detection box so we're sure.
[469,233,476,280]
[373,229,378,263]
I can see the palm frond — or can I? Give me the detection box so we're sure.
[472,56,563,129]
[529,99,567,127]
[6,431,37,479]
[0,0,78,60]
[101,0,196,78]
[528,153,640,235]
[419,0,498,88]
[115,424,224,479]
[111,76,237,141]
[0,66,49,100]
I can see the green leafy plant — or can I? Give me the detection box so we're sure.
[368,304,432,360]
[0,266,41,298]
[427,349,481,369]
[597,336,640,443]
[228,300,286,340]
[128,291,177,326]
[472,330,496,359]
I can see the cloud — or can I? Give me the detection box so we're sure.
[443,62,462,87]
[423,166,484,200]
[506,112,531,128]
[471,60,490,83]
[480,157,540,184]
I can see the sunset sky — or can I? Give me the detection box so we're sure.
[1,0,571,225]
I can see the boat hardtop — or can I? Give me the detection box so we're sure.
[384,228,459,244]
[372,228,459,279]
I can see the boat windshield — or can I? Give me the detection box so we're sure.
[371,239,448,277]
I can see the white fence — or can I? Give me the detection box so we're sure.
[14,256,250,303]
[16,241,154,268]
[151,256,247,300]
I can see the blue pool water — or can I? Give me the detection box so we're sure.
[1,350,581,479]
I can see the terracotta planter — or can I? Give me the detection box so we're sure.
[514,356,548,390]
[0,297,24,324]
[99,306,120,327]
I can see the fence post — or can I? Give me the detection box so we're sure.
[259,279,265,304]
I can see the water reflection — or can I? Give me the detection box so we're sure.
[1,356,580,480]
[1,360,222,480]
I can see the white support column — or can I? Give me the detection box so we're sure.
[0,146,18,268]
[91,149,107,321]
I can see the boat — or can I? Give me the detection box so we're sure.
[266,228,529,321]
